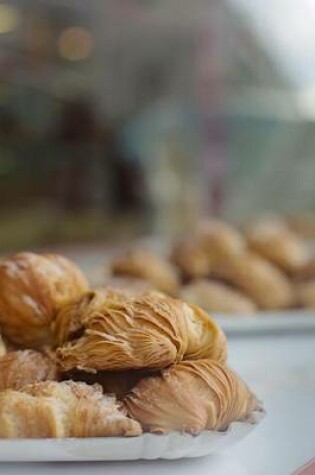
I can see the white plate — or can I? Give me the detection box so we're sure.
[214,310,315,335]
[0,412,264,462]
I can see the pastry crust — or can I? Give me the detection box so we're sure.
[54,290,227,372]
[170,240,210,280]
[0,380,142,438]
[181,280,256,315]
[111,249,179,295]
[245,219,308,273]
[197,220,245,263]
[124,359,260,434]
[212,252,294,309]
[0,253,89,347]
[0,350,57,391]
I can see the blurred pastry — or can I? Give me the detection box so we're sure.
[0,350,57,391]
[287,212,315,239]
[181,280,256,315]
[124,359,260,434]
[111,249,179,295]
[197,219,245,263]
[212,252,294,309]
[170,240,210,280]
[296,280,315,309]
[294,257,315,281]
[245,218,308,273]
[103,276,154,296]
[54,289,227,372]
[0,380,142,438]
[0,252,89,348]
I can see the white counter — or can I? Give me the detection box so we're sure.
[0,333,314,475]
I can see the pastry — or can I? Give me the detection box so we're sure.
[0,350,57,391]
[294,257,315,282]
[0,380,142,438]
[0,252,89,347]
[181,280,256,315]
[54,290,227,372]
[212,252,294,309]
[296,280,315,309]
[111,249,179,295]
[170,240,210,280]
[197,220,245,264]
[124,359,260,434]
[245,218,308,273]
[103,276,154,296]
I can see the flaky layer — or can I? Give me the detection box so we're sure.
[124,360,260,434]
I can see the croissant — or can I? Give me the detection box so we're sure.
[124,359,260,434]
[245,218,308,273]
[181,280,256,315]
[0,380,142,438]
[212,252,294,309]
[0,350,57,391]
[0,252,89,348]
[111,249,179,295]
[54,290,227,372]
[197,220,245,263]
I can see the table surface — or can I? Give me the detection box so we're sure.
[0,333,314,475]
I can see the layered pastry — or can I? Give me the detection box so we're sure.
[181,280,256,315]
[111,249,179,295]
[295,257,315,281]
[170,240,210,280]
[245,218,308,273]
[197,220,245,263]
[0,380,142,438]
[0,350,57,391]
[54,289,227,372]
[0,253,89,347]
[124,359,260,434]
[212,252,294,309]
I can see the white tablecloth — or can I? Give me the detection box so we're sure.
[0,333,314,475]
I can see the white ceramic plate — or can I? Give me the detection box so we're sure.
[0,411,264,462]
[214,310,315,335]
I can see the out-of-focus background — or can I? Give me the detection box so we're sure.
[0,0,315,252]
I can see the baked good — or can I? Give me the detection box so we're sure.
[294,257,315,282]
[170,240,210,280]
[181,280,256,315]
[197,220,245,263]
[124,359,260,434]
[103,276,154,295]
[296,280,315,309]
[111,249,179,295]
[0,350,57,391]
[0,253,89,347]
[245,218,308,273]
[0,380,142,438]
[54,290,227,372]
[212,252,294,309]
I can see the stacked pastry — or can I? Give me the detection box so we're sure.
[0,252,260,438]
[109,216,315,314]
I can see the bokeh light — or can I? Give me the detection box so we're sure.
[57,27,93,61]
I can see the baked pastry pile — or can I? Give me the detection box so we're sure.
[108,216,315,313]
[0,251,260,438]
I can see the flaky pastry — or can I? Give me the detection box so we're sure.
[212,252,294,309]
[181,280,256,315]
[111,249,179,295]
[0,350,57,391]
[245,218,308,273]
[54,290,227,372]
[124,359,260,434]
[0,380,142,438]
[197,220,245,263]
[0,252,89,347]
[170,240,210,280]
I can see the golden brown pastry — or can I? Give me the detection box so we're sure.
[245,218,308,273]
[0,333,6,357]
[296,280,315,309]
[181,280,256,315]
[294,257,315,282]
[0,380,142,438]
[0,252,89,347]
[103,276,154,296]
[197,220,245,263]
[0,350,57,391]
[111,249,179,295]
[54,290,227,372]
[124,359,260,434]
[170,240,210,280]
[212,252,294,309]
